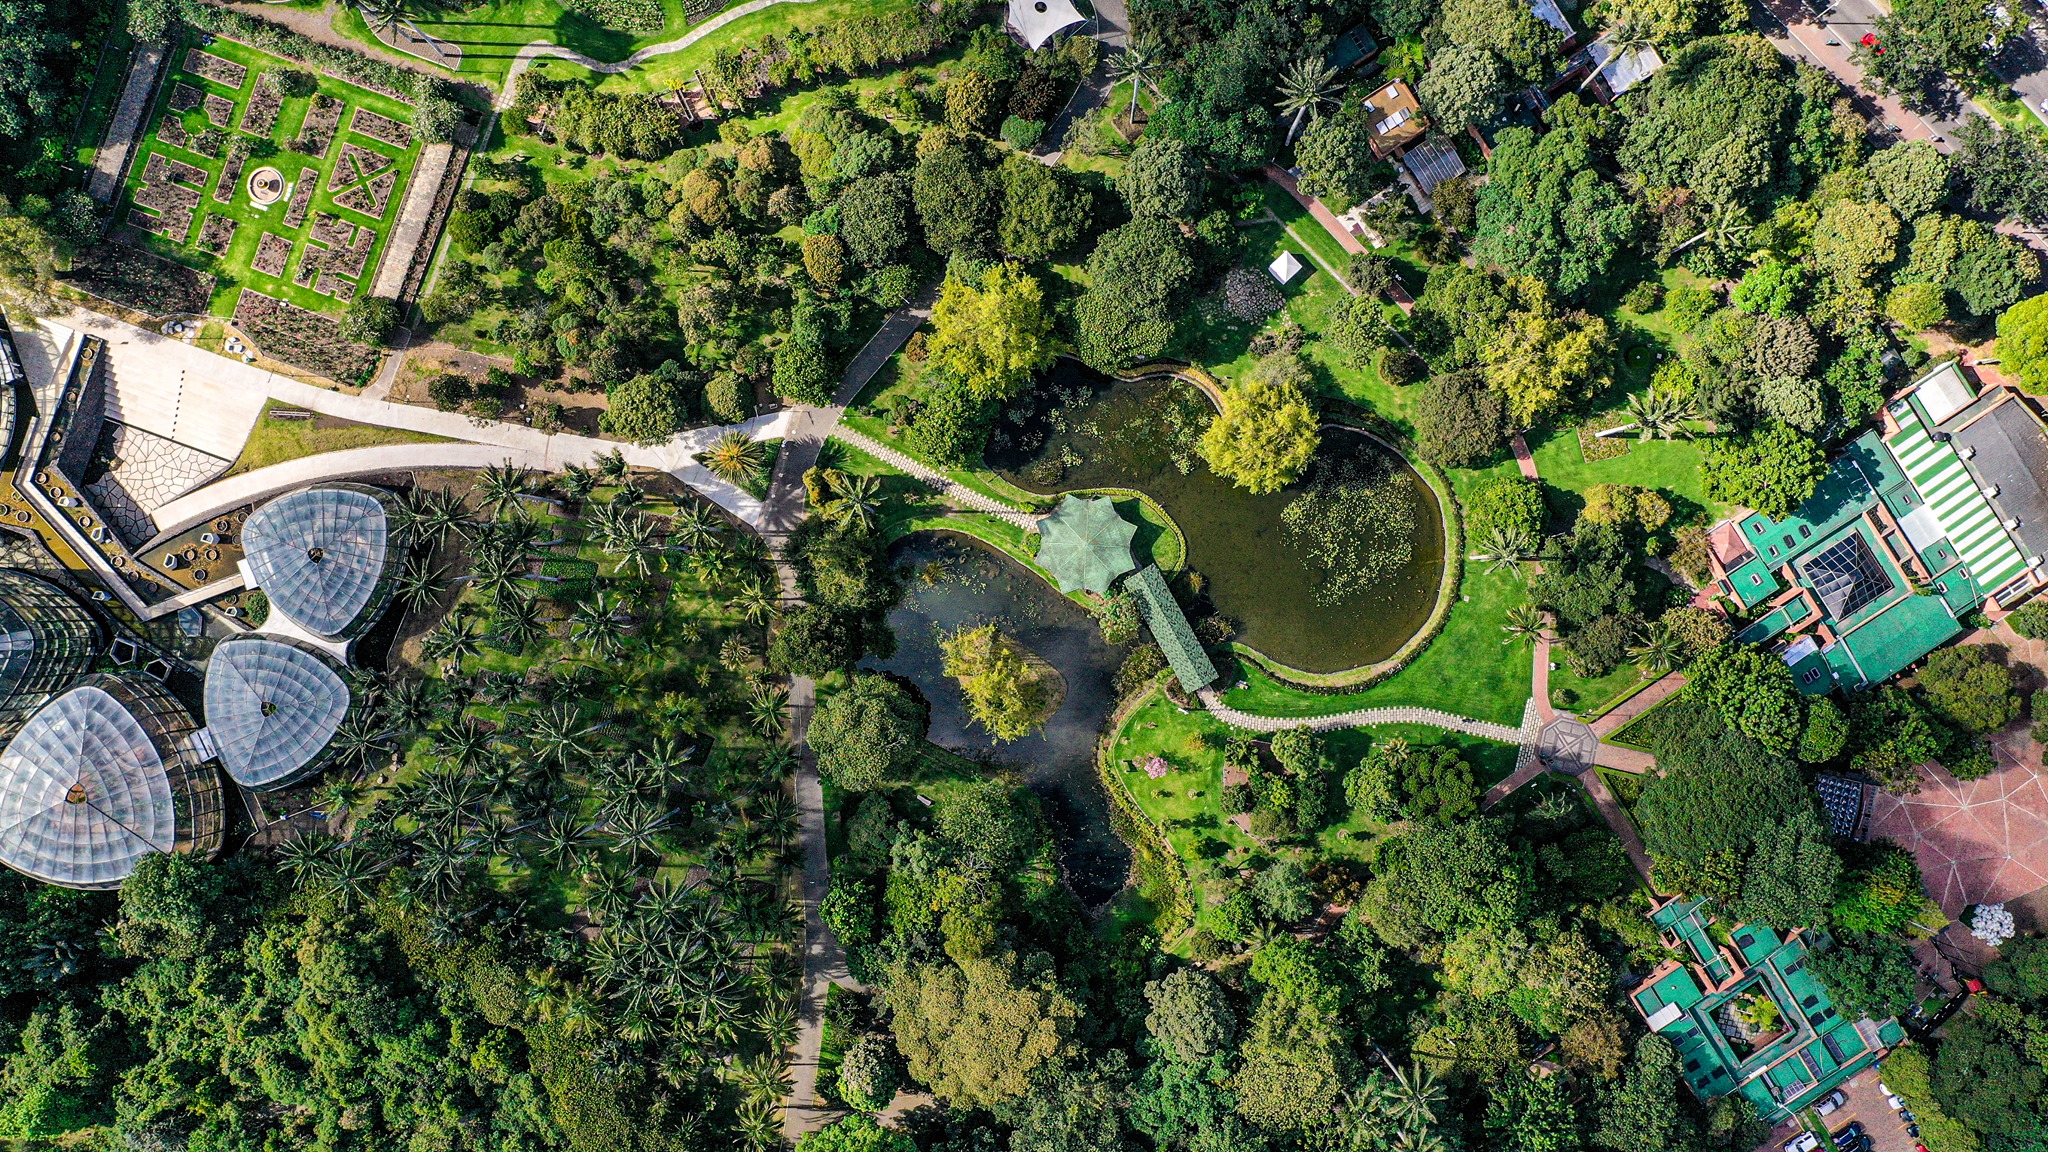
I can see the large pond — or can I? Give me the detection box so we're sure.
[864,533,1132,905]
[985,362,1446,673]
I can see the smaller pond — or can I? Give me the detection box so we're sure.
[986,362,1446,673]
[864,533,1132,906]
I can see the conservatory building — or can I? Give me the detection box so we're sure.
[203,632,355,791]
[0,673,225,889]
[239,484,407,652]
[0,569,104,738]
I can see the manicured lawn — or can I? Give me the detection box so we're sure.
[1549,659,1649,716]
[121,29,425,319]
[1217,564,1535,728]
[224,400,452,476]
[334,0,718,85]
[1108,692,1518,945]
[1526,424,1718,521]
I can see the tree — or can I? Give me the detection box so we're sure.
[1465,476,1545,541]
[1442,0,1563,79]
[1199,355,1320,494]
[1869,139,1953,218]
[906,372,995,467]
[998,156,1088,260]
[1232,942,1357,1135]
[939,624,1052,742]
[1930,1015,2047,1142]
[1688,644,1804,755]
[797,1115,915,1152]
[1813,200,1902,287]
[601,360,690,444]
[1632,696,1809,871]
[1145,968,1238,1064]
[127,0,175,39]
[1474,100,1641,298]
[803,233,847,287]
[1593,1036,1698,1152]
[1734,810,1842,929]
[773,335,836,405]
[1074,216,1198,370]
[1416,370,1509,466]
[1857,0,2007,107]
[1758,374,1825,431]
[1701,424,1825,520]
[945,69,1001,135]
[1985,935,2048,1002]
[1808,933,1920,1020]
[771,606,866,675]
[340,295,401,345]
[810,673,927,791]
[1293,116,1387,209]
[1484,283,1613,427]
[1119,134,1206,220]
[1275,57,1342,142]
[836,1036,904,1113]
[1918,644,2018,734]
[935,780,1041,871]
[1998,293,2048,392]
[1487,1070,1583,1152]
[924,266,1056,401]
[914,142,999,257]
[1732,260,1805,317]
[1887,282,1949,331]
[885,956,1082,1110]
[839,172,916,267]
[1419,45,1508,133]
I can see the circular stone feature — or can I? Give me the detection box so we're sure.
[247,166,286,206]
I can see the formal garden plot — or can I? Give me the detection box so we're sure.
[111,28,428,381]
[66,244,215,315]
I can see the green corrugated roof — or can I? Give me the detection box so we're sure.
[1886,404,2030,594]
[1036,495,1138,596]
[1128,564,1218,692]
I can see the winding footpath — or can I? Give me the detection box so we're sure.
[830,427,1040,530]
[493,0,823,109]
[1197,690,1534,744]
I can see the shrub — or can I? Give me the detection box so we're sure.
[706,372,751,423]
[427,374,474,411]
[340,295,402,346]
[2005,600,2048,639]
[999,116,1045,151]
[1621,280,1663,313]
[836,1035,904,1112]
[1665,284,1717,332]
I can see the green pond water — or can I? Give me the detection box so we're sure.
[986,364,1445,674]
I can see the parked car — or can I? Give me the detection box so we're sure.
[1833,1121,1866,1147]
[1886,1093,1907,1111]
[1818,1091,1848,1116]
[1785,1133,1821,1152]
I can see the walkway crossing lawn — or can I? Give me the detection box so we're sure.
[1217,565,1534,729]
[225,400,453,476]
[1110,692,1518,945]
[120,30,425,321]
[522,0,931,94]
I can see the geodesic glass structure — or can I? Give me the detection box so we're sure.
[204,633,354,791]
[242,484,407,641]
[0,569,103,738]
[0,673,224,889]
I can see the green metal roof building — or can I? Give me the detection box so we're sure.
[1129,564,1218,693]
[1630,899,1905,1123]
[1706,362,2047,693]
[1036,495,1138,597]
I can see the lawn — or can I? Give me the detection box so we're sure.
[1217,564,1535,729]
[120,29,426,320]
[1107,690,1519,947]
[1525,425,1718,523]
[225,400,452,476]
[333,0,733,87]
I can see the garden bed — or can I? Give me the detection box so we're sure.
[234,289,382,384]
[65,240,215,316]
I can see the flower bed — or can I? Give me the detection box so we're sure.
[134,179,201,215]
[233,289,380,384]
[252,233,292,277]
[168,82,203,112]
[310,213,354,246]
[67,241,215,316]
[292,242,324,287]
[184,48,248,90]
[131,206,194,243]
[334,170,395,220]
[338,141,394,182]
[314,271,358,301]
[204,93,235,128]
[566,0,666,32]
[159,117,190,150]
[196,214,237,256]
[283,166,317,227]
[326,225,377,280]
[240,81,282,136]
[294,94,343,158]
[178,6,433,104]
[349,108,412,148]
[215,151,246,204]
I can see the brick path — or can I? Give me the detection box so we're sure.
[829,427,1040,530]
[1579,766,1657,886]
[1197,690,1536,744]
[1590,671,1687,738]
[89,40,168,203]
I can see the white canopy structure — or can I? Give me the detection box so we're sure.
[1269,251,1306,284]
[1008,0,1087,50]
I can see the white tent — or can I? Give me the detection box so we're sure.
[1268,251,1305,284]
[1008,0,1087,49]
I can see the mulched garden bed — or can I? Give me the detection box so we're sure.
[135,179,201,215]
[131,206,194,243]
[349,108,411,148]
[333,169,395,220]
[67,239,216,315]
[293,242,325,287]
[310,212,354,246]
[168,82,203,113]
[185,49,248,90]
[314,271,358,301]
[159,117,190,150]
[1576,411,1634,463]
[142,153,206,188]
[196,214,238,256]
[283,166,317,227]
[240,81,282,136]
[234,288,381,384]
[294,94,342,158]
[215,151,246,204]
[326,225,376,279]
[252,233,292,277]
[338,141,394,182]
[204,94,235,129]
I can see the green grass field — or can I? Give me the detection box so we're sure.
[225,401,452,476]
[121,30,425,320]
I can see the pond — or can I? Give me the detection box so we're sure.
[985,362,1445,673]
[864,533,1132,906]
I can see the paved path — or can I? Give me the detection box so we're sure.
[1509,432,1539,480]
[1196,690,1534,743]
[1579,765,1657,887]
[370,140,457,300]
[1749,0,1964,150]
[494,0,823,108]
[89,40,167,203]
[1590,672,1686,738]
[830,427,1039,529]
[1537,716,1599,773]
[772,282,936,1142]
[1593,742,1657,772]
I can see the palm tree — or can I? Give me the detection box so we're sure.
[1477,522,1540,577]
[596,448,629,484]
[434,716,497,769]
[581,867,638,923]
[734,1098,781,1152]
[572,593,629,656]
[719,636,758,675]
[476,460,532,519]
[612,514,664,579]
[495,591,546,654]
[1575,22,1658,92]
[828,472,881,531]
[700,430,766,485]
[746,685,787,738]
[318,777,367,817]
[557,464,599,505]
[423,616,483,673]
[532,811,595,869]
[731,1053,792,1105]
[275,833,333,881]
[395,557,446,616]
[382,678,435,733]
[1622,388,1698,441]
[670,504,723,551]
[1276,57,1343,143]
[1675,199,1753,253]
[727,579,777,627]
[317,844,381,908]
[529,703,595,768]
[607,802,672,859]
[404,487,472,548]
[612,480,646,509]
[1501,603,1547,646]
[643,737,694,791]
[1107,40,1159,123]
[1629,620,1683,677]
[1378,1054,1445,1133]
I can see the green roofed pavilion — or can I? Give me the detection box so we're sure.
[1036,495,1138,597]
